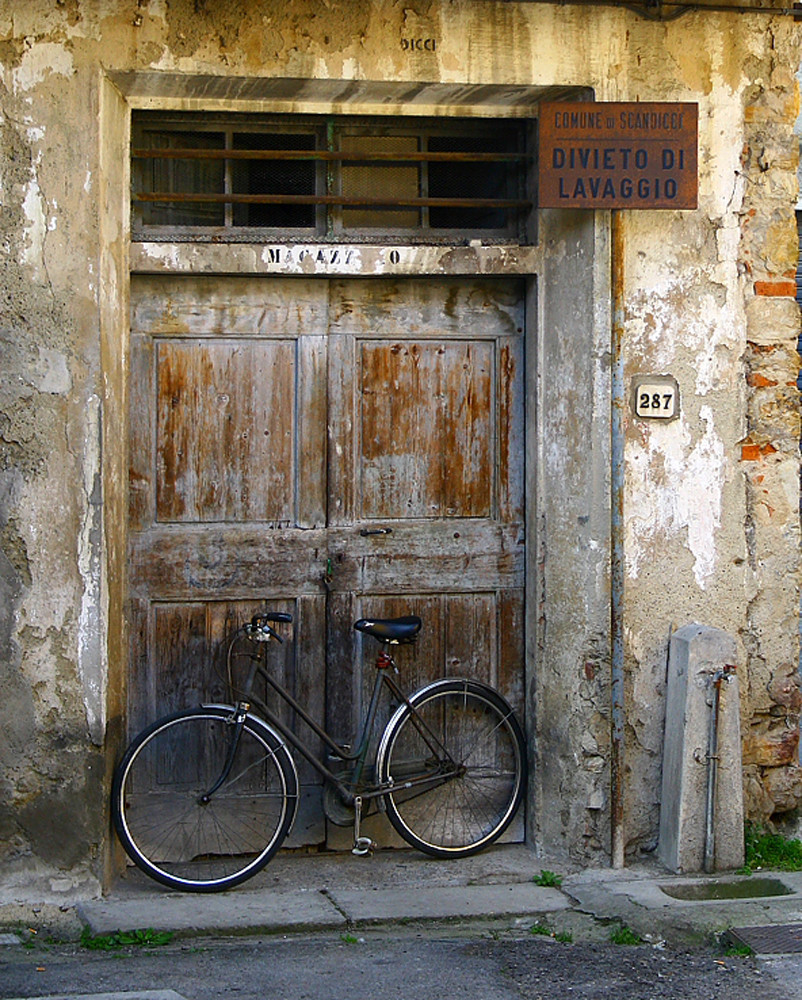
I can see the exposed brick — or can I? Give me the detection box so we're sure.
[748,372,779,387]
[741,440,781,461]
[754,280,797,296]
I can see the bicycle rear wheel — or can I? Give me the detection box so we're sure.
[112,707,298,892]
[376,679,525,858]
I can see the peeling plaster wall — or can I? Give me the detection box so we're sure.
[617,19,802,848]
[0,0,799,886]
[0,53,105,896]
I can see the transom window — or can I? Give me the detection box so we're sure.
[131,113,532,244]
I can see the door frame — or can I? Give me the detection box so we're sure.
[99,75,611,879]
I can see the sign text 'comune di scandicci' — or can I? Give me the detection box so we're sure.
[538,102,698,211]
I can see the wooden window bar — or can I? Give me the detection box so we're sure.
[132,148,528,162]
[132,147,531,208]
[134,193,529,208]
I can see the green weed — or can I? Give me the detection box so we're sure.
[743,822,802,872]
[80,927,173,950]
[724,943,754,957]
[528,922,572,943]
[609,924,642,945]
[529,922,552,936]
[532,869,562,888]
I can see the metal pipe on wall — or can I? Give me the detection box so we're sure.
[703,665,737,873]
[611,210,626,870]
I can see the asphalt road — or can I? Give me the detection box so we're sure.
[1,930,800,1000]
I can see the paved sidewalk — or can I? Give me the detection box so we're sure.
[65,844,802,953]
[78,845,568,938]
[8,845,802,1000]
[6,844,802,954]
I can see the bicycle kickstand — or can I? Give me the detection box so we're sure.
[351,796,375,857]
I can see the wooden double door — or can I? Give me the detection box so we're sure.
[128,273,526,845]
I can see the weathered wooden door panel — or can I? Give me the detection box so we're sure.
[129,275,328,533]
[127,594,326,845]
[322,277,525,849]
[128,274,525,850]
[155,339,298,523]
[327,591,524,734]
[325,277,525,722]
[327,279,524,526]
[128,526,329,599]
[323,589,525,852]
[358,339,494,518]
[128,275,329,845]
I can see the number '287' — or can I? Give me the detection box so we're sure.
[640,392,673,410]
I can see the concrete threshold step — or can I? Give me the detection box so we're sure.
[78,883,568,937]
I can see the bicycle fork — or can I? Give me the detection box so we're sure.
[199,704,249,803]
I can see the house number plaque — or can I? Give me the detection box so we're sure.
[632,375,680,420]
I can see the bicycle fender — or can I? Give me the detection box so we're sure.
[201,703,302,833]
[376,677,516,767]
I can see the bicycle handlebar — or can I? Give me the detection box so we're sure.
[255,612,293,625]
[246,611,294,644]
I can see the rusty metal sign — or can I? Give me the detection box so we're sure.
[538,102,698,210]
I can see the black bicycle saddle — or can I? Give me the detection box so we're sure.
[353,615,422,644]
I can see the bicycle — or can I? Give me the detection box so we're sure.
[112,611,527,892]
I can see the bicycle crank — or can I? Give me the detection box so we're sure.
[322,769,356,827]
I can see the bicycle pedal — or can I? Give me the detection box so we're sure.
[351,837,375,857]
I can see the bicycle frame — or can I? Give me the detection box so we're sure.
[112,614,527,889]
[228,636,452,808]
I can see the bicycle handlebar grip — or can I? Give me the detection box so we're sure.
[251,611,293,627]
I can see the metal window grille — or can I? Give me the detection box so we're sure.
[131,113,532,244]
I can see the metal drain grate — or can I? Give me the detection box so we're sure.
[729,923,802,954]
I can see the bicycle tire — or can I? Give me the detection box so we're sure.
[112,706,298,892]
[376,679,526,858]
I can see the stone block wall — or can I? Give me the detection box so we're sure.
[739,21,802,822]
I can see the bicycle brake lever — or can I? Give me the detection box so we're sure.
[260,623,283,643]
[247,622,282,643]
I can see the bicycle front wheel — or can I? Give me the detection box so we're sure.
[376,680,526,858]
[112,707,298,892]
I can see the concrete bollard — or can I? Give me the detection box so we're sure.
[657,623,744,874]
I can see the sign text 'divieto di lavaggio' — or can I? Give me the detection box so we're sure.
[538,102,698,210]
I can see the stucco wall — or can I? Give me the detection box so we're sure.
[0,0,799,891]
